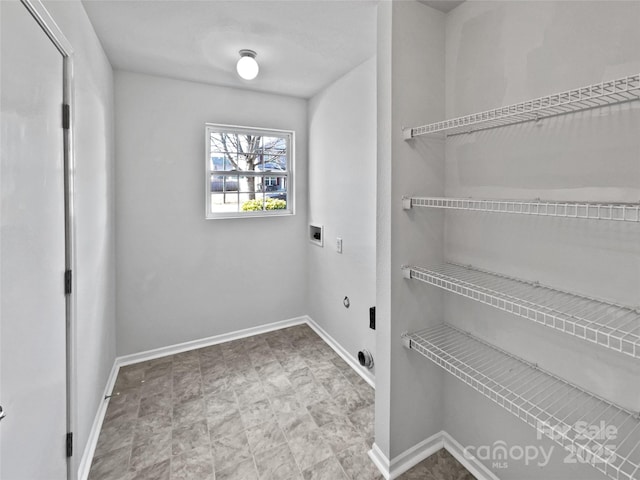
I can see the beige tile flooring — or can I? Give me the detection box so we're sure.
[88,324,473,480]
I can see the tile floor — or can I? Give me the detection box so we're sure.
[88,324,473,480]
[398,450,475,480]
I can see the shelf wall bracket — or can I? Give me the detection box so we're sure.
[402,127,414,141]
[401,265,412,279]
[402,196,413,210]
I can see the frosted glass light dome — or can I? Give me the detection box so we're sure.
[236,50,259,80]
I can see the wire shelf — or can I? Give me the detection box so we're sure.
[402,263,640,359]
[402,324,640,480]
[402,196,640,222]
[403,73,640,138]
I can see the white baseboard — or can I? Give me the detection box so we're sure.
[77,315,373,479]
[368,431,499,480]
[368,431,443,480]
[117,316,308,366]
[79,318,495,480]
[77,360,120,480]
[305,315,375,388]
[369,443,392,479]
[389,430,444,478]
[442,431,500,480]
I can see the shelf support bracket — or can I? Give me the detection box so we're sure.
[401,265,412,279]
[402,127,413,140]
[402,196,413,210]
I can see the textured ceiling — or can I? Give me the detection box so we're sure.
[82,0,377,99]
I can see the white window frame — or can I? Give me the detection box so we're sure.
[205,123,295,219]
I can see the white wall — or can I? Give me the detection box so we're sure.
[114,71,308,356]
[375,1,393,458]
[307,57,377,379]
[441,2,640,479]
[379,2,639,478]
[41,0,116,476]
[376,0,447,461]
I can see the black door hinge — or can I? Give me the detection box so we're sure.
[62,104,70,130]
[64,269,72,295]
[66,432,73,457]
[369,306,376,330]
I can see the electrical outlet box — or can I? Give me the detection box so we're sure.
[309,224,323,247]
[336,237,342,254]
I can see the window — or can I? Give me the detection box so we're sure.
[205,124,294,219]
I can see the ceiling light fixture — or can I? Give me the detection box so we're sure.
[236,49,259,80]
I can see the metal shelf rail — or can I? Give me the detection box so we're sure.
[402,324,640,480]
[403,73,640,138]
[402,196,640,223]
[401,263,640,359]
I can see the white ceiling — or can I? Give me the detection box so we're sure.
[420,0,464,14]
[82,0,378,99]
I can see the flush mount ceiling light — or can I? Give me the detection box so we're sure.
[236,49,259,80]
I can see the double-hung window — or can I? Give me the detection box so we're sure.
[205,124,294,219]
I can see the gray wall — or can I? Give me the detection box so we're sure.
[380,2,639,478]
[307,57,377,379]
[376,0,447,460]
[42,0,117,475]
[441,2,639,479]
[114,71,308,356]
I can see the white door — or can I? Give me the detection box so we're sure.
[0,1,68,479]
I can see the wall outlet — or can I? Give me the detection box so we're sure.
[336,237,342,254]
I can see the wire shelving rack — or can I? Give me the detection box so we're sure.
[402,196,640,223]
[402,324,640,480]
[401,263,640,359]
[403,73,640,138]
